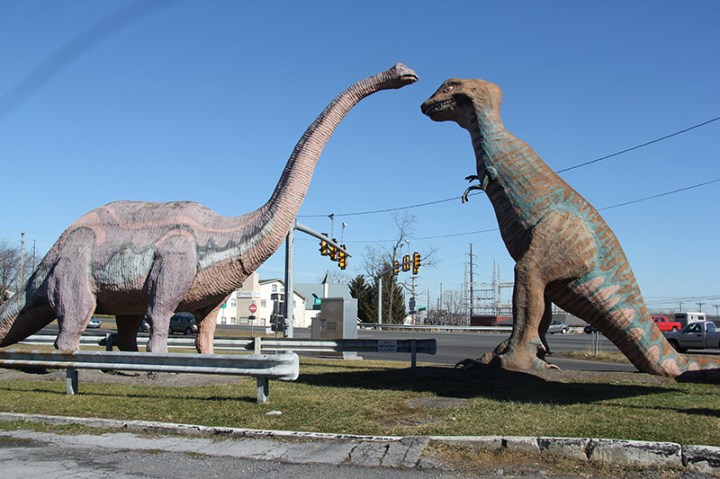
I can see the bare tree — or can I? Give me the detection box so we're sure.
[360,212,438,323]
[0,239,33,302]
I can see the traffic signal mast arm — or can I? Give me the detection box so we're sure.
[298,223,349,258]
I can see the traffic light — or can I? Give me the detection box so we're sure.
[393,260,400,275]
[319,233,329,256]
[402,254,411,272]
[338,246,347,270]
[412,251,421,275]
[328,238,338,261]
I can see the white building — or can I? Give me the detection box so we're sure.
[213,272,353,329]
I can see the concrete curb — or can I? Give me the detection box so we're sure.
[1,412,719,475]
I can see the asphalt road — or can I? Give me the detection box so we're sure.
[49,323,717,373]
[352,329,639,372]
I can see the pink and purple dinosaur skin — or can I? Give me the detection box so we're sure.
[422,78,720,380]
[0,64,418,354]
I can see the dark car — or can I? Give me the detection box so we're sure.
[169,313,198,335]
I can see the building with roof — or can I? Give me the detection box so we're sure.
[213,272,352,329]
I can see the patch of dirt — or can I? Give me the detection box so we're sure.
[423,442,690,479]
[405,396,470,411]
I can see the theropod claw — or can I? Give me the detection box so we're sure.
[461,184,484,203]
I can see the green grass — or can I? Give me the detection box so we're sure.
[0,358,718,446]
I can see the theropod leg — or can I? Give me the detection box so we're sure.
[486,213,594,372]
[538,297,554,356]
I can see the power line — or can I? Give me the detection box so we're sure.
[599,177,720,211]
[300,115,720,219]
[345,177,720,244]
[299,196,459,218]
[557,116,720,173]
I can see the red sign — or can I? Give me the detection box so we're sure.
[248,303,257,314]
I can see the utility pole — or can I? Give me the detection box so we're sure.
[713,304,719,317]
[410,275,417,325]
[696,302,705,312]
[469,243,475,319]
[283,224,295,338]
[19,232,25,289]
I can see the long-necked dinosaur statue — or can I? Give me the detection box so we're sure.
[0,64,418,354]
[421,77,720,380]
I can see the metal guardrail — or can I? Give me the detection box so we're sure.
[0,349,298,404]
[20,334,437,367]
[358,323,512,332]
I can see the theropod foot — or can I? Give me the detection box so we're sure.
[480,338,560,373]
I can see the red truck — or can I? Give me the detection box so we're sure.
[652,315,682,332]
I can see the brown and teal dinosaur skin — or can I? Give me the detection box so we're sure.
[422,78,720,379]
[0,64,418,354]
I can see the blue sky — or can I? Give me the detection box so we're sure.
[1,1,718,313]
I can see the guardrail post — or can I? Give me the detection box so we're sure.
[66,368,78,395]
[257,377,269,404]
[104,333,115,352]
[411,339,417,368]
[591,331,599,355]
[254,337,262,354]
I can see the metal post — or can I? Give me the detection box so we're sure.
[19,232,24,289]
[469,243,474,318]
[284,226,295,338]
[411,339,417,368]
[411,276,417,326]
[591,331,599,355]
[256,377,269,404]
[377,276,383,327]
[66,368,78,395]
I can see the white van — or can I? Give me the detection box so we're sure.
[673,311,707,328]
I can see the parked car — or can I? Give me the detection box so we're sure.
[169,313,198,335]
[87,317,102,329]
[547,320,569,334]
[652,315,682,332]
[663,321,720,353]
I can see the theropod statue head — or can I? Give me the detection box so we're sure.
[421,78,503,130]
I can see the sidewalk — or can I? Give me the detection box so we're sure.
[1,413,719,478]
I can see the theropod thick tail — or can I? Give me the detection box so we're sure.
[605,310,720,378]
[575,298,720,379]
[555,269,720,379]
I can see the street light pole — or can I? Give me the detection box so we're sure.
[283,222,295,338]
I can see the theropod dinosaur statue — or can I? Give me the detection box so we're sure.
[421,78,720,379]
[0,64,418,354]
